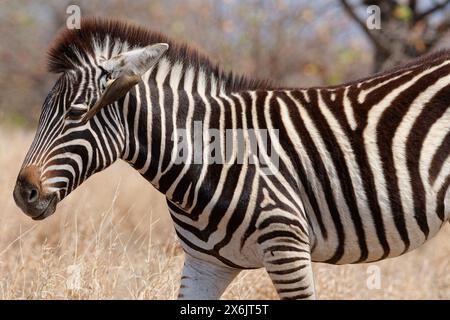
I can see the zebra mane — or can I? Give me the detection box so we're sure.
[47,17,272,92]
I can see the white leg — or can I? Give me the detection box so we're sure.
[178,254,240,300]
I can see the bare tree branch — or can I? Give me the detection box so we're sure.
[410,0,418,22]
[340,0,388,54]
[426,17,450,47]
[415,0,450,22]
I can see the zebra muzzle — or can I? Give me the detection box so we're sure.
[13,165,58,220]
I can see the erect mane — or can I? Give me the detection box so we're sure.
[47,17,272,92]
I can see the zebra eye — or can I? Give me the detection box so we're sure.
[65,104,88,120]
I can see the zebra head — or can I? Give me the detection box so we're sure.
[13,29,168,220]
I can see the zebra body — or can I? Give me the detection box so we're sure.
[13,18,449,299]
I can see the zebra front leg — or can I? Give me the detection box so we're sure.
[260,232,316,299]
[178,254,240,300]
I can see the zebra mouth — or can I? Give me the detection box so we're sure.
[32,195,58,221]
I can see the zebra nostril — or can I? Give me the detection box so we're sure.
[28,188,39,203]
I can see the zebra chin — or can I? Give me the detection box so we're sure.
[31,195,58,221]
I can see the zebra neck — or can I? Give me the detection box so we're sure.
[119,59,233,204]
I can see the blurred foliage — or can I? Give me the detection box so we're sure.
[342,0,450,72]
[394,5,413,22]
[0,0,395,127]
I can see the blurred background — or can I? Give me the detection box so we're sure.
[0,0,448,299]
[3,0,450,127]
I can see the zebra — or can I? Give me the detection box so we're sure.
[13,18,449,300]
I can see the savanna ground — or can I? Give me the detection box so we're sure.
[0,126,448,300]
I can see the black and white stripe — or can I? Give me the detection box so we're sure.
[17,18,449,300]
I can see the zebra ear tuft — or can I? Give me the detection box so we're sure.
[101,43,169,78]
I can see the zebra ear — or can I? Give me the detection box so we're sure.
[102,43,169,78]
[81,43,169,123]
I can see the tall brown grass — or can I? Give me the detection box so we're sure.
[0,126,448,299]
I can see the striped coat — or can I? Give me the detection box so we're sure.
[13,18,449,299]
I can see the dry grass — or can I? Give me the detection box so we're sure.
[0,126,448,300]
